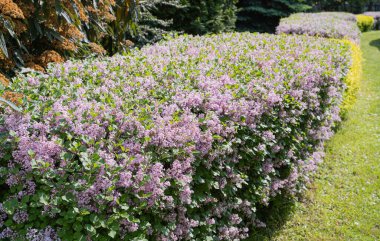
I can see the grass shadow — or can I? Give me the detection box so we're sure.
[246,194,296,241]
[369,38,380,51]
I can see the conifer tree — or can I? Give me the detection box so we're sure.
[237,0,311,32]
[133,0,186,45]
[173,0,238,35]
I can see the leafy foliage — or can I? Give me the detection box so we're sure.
[172,0,238,35]
[131,0,186,45]
[0,0,138,77]
[134,0,238,44]
[0,33,355,240]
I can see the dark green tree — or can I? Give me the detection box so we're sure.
[173,0,238,35]
[132,0,186,45]
[237,0,311,32]
[308,0,378,13]
[133,0,238,45]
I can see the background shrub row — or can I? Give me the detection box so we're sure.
[276,12,361,43]
[363,11,380,29]
[0,32,356,240]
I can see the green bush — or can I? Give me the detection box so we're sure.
[356,14,375,32]
[132,0,185,45]
[114,0,239,46]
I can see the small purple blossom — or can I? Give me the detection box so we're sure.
[13,210,28,224]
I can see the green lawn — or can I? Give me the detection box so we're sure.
[249,31,380,240]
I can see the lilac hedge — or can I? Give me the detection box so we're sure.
[276,12,361,44]
[0,33,353,240]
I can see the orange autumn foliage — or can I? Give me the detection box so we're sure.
[0,0,138,78]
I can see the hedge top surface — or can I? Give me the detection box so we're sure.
[317,12,357,22]
[363,11,380,20]
[0,33,352,240]
[276,12,361,44]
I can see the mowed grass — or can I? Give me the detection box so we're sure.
[249,31,380,240]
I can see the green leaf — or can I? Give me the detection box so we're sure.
[0,97,22,112]
[73,232,86,241]
[80,209,90,216]
[90,214,99,224]
[28,149,35,157]
[3,198,18,215]
[4,219,13,227]
[39,193,49,205]
[74,222,83,231]
[108,230,117,238]
[0,32,8,58]
[61,195,69,202]
[85,224,96,234]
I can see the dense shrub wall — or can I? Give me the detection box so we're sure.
[0,33,355,240]
[276,12,361,43]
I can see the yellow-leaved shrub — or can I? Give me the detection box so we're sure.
[356,14,374,32]
[339,39,363,117]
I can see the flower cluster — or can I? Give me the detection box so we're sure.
[276,12,361,44]
[0,32,354,240]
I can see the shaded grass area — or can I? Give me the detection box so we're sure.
[370,38,380,51]
[248,31,380,240]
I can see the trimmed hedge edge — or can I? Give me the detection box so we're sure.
[338,39,362,117]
